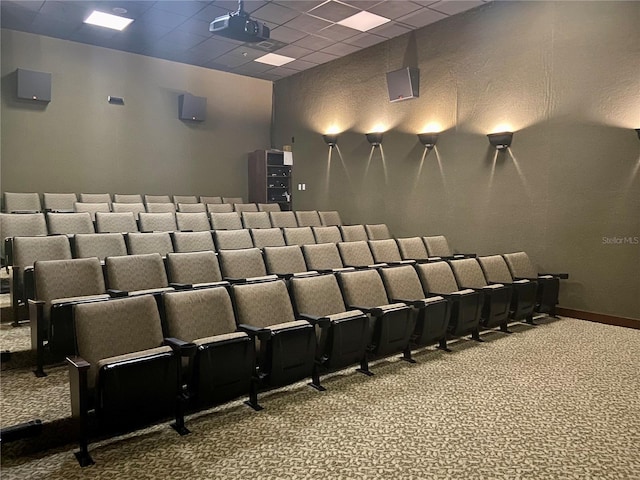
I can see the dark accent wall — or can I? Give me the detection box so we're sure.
[272,1,640,319]
[1,29,273,199]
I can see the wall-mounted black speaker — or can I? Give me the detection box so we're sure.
[16,68,51,102]
[386,67,419,103]
[178,93,206,122]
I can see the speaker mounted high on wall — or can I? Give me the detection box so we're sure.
[16,68,51,102]
[386,67,419,103]
[178,93,207,122]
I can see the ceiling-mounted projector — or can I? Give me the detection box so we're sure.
[209,0,270,43]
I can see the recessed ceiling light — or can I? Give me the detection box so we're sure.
[112,7,128,15]
[84,10,133,31]
[255,53,295,67]
[337,11,390,32]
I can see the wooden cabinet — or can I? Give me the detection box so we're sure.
[248,149,292,211]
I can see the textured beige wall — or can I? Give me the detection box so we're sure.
[1,29,273,199]
[273,1,640,319]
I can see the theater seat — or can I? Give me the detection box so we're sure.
[250,228,286,248]
[138,212,177,232]
[126,232,174,256]
[318,211,342,226]
[3,192,42,213]
[47,212,95,235]
[95,212,138,233]
[105,253,173,296]
[43,193,77,213]
[166,251,223,287]
[365,223,391,240]
[74,233,127,261]
[283,226,315,246]
[171,231,215,253]
[67,294,193,466]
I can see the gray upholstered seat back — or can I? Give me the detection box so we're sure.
[74,295,165,388]
[337,241,375,267]
[295,210,321,227]
[283,227,315,246]
[80,193,112,205]
[3,192,42,213]
[396,237,429,261]
[234,203,258,213]
[73,202,110,221]
[365,223,391,240]
[177,203,206,213]
[312,226,342,244]
[290,274,346,317]
[257,203,281,212]
[34,257,106,308]
[250,228,286,248]
[13,235,72,268]
[302,243,344,271]
[113,194,143,204]
[415,262,460,294]
[232,280,296,329]
[478,255,514,284]
[0,213,47,243]
[210,212,242,230]
[263,245,307,275]
[200,196,222,205]
[47,212,94,235]
[127,232,174,256]
[74,233,127,260]
[368,239,401,263]
[450,258,488,289]
[269,211,298,228]
[218,248,266,279]
[112,202,146,220]
[43,193,77,211]
[214,229,253,250]
[503,252,538,278]
[339,225,368,242]
[338,269,390,308]
[222,197,244,205]
[146,203,176,213]
[242,211,271,229]
[166,251,222,285]
[145,195,171,204]
[423,235,453,257]
[138,212,177,232]
[171,231,215,253]
[163,287,236,342]
[106,253,168,291]
[176,212,211,232]
[95,212,138,233]
[173,195,198,205]
[318,211,342,226]
[206,203,233,213]
[379,265,425,301]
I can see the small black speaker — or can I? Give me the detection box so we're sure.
[386,67,419,103]
[16,68,51,102]
[178,93,206,122]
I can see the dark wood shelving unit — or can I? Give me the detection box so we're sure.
[248,149,292,211]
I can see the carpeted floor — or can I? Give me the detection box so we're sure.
[1,316,639,479]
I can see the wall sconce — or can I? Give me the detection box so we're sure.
[323,134,338,147]
[487,131,513,150]
[366,132,383,147]
[635,128,640,140]
[417,133,438,149]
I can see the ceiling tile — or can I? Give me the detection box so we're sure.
[191,4,231,22]
[2,0,45,13]
[231,61,275,76]
[188,36,240,57]
[252,2,300,25]
[396,7,447,28]
[293,34,335,50]
[318,23,359,42]
[340,1,383,9]
[153,1,208,17]
[283,13,332,33]
[368,2,422,20]
[321,42,360,56]
[369,21,412,39]
[273,1,328,13]
[0,2,39,30]
[301,50,339,65]
[286,58,320,71]
[210,45,265,68]
[159,29,209,50]
[270,25,309,43]
[307,1,359,22]
[137,7,189,29]
[428,1,484,16]
[175,17,213,36]
[274,44,315,58]
[343,32,386,48]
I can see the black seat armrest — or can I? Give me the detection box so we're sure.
[540,272,569,279]
[164,337,197,357]
[298,314,331,328]
[391,298,424,308]
[107,289,129,297]
[169,283,193,290]
[347,305,383,316]
[237,324,271,341]
[66,356,90,370]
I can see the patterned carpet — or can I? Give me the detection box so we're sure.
[1,316,640,479]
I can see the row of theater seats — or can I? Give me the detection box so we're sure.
[28,245,562,465]
[2,192,247,213]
